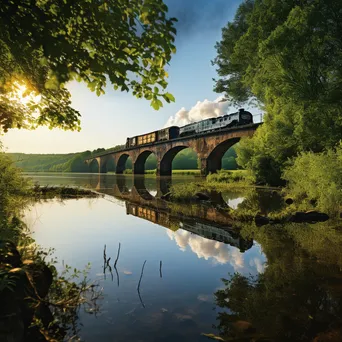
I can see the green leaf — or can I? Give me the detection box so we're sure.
[164,92,175,102]
[151,99,159,110]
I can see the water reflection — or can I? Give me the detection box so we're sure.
[27,173,308,341]
[91,175,255,270]
[104,176,254,254]
[213,222,342,341]
[166,230,246,269]
[27,173,259,264]
[25,173,342,341]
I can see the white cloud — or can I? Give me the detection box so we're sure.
[165,96,236,127]
[249,256,266,274]
[167,229,244,270]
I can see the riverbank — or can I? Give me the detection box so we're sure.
[32,184,103,200]
[0,158,101,341]
[167,179,340,225]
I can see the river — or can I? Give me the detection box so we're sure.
[23,173,342,341]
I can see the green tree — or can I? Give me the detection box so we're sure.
[0,0,177,132]
[214,0,342,185]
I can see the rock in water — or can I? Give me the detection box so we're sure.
[305,210,329,222]
[255,214,270,226]
[290,211,329,223]
[232,320,255,333]
[161,192,171,200]
[290,212,307,222]
[194,192,210,201]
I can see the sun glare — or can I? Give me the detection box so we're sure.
[10,81,41,105]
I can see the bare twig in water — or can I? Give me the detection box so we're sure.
[137,260,147,308]
[138,288,145,309]
[137,260,147,291]
[107,264,114,282]
[103,245,107,280]
[114,242,121,268]
[160,260,162,278]
[114,265,120,287]
[113,242,121,287]
[103,245,113,281]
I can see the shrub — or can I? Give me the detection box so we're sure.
[0,151,31,223]
[283,143,342,214]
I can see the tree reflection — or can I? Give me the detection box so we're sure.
[213,223,342,341]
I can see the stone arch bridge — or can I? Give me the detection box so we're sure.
[85,123,261,176]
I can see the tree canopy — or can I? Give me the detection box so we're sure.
[0,0,177,132]
[213,0,342,185]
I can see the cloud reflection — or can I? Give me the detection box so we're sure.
[167,230,244,270]
[249,257,266,274]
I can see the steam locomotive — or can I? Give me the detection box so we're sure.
[125,108,253,148]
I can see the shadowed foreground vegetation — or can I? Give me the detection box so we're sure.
[0,152,102,341]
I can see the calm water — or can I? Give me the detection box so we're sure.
[24,173,342,341]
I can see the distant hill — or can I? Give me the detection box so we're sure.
[7,145,238,172]
[8,147,123,172]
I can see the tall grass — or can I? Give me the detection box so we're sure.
[207,169,255,184]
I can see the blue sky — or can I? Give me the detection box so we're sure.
[3,0,244,154]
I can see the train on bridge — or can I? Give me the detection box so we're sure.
[126,108,253,148]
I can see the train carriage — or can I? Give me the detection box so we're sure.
[179,108,253,137]
[126,126,180,148]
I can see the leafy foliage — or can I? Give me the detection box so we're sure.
[0,151,31,226]
[0,0,177,132]
[214,0,342,185]
[283,143,342,214]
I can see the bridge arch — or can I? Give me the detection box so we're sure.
[133,177,154,200]
[116,153,132,174]
[103,155,116,173]
[206,137,240,174]
[134,150,157,175]
[115,175,132,195]
[158,146,198,176]
[89,159,100,173]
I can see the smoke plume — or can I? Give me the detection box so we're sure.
[165,97,236,127]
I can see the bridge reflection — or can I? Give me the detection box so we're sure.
[93,175,252,252]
